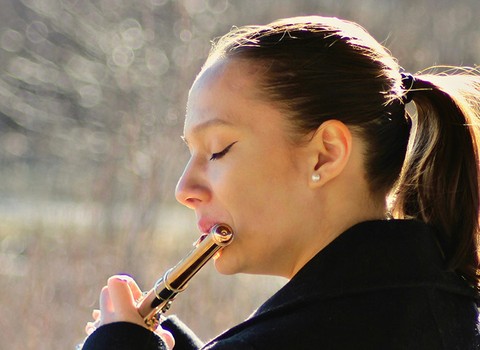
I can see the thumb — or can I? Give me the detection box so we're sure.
[155,327,175,350]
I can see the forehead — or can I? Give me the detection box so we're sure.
[191,58,260,97]
[184,59,266,136]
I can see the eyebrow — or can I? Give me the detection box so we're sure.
[182,117,234,145]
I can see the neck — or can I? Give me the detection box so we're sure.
[287,183,386,280]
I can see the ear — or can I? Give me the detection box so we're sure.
[307,120,352,187]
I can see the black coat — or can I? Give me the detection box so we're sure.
[83,220,480,350]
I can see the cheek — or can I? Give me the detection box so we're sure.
[213,158,305,275]
[210,139,302,226]
[223,158,297,230]
[221,160,275,203]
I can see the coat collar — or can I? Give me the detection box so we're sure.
[206,220,477,346]
[254,219,477,317]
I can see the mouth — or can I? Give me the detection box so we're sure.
[197,219,221,236]
[198,221,215,234]
[195,220,234,248]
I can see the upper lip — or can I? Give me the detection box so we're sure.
[197,216,230,234]
[197,219,217,234]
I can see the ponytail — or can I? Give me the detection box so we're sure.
[392,70,480,290]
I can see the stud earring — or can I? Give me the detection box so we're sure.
[312,173,320,182]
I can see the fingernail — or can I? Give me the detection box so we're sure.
[108,274,130,283]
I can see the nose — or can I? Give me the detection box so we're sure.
[175,158,210,209]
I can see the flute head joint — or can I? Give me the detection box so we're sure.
[210,224,234,245]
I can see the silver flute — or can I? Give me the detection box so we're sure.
[137,223,234,330]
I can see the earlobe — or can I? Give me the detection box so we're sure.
[309,120,352,187]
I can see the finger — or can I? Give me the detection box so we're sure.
[107,276,144,325]
[107,276,135,307]
[92,309,101,321]
[155,328,175,350]
[85,321,96,336]
[99,286,113,313]
[99,285,115,324]
[112,274,143,301]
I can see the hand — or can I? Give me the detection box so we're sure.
[85,275,175,349]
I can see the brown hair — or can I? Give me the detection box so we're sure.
[203,16,480,290]
[393,73,480,289]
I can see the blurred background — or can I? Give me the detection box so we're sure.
[0,0,477,348]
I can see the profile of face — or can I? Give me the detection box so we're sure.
[175,59,322,278]
[174,52,381,279]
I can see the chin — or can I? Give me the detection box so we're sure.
[213,253,239,275]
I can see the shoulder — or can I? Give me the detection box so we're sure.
[208,288,479,349]
[206,220,480,349]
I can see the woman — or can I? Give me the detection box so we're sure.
[82,16,480,349]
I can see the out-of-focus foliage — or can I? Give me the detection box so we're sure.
[0,0,478,211]
[0,0,205,213]
[0,0,478,349]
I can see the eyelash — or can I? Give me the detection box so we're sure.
[210,141,237,161]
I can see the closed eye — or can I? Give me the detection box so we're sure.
[210,141,238,161]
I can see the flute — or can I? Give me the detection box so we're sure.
[137,223,234,330]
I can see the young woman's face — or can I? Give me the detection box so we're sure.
[176,59,314,278]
